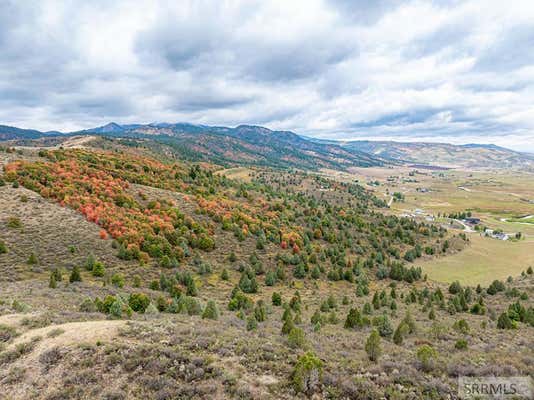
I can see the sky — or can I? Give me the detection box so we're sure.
[1,0,534,151]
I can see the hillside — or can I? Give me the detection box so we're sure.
[0,143,533,399]
[76,122,385,170]
[343,140,534,169]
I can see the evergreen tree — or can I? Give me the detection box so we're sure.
[365,329,381,361]
[69,266,82,283]
[202,300,219,320]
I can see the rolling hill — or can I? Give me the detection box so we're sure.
[341,140,534,169]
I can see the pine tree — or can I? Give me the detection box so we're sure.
[202,300,219,320]
[365,329,381,361]
[344,308,362,329]
[272,292,282,306]
[393,321,408,345]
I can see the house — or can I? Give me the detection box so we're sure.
[464,217,481,225]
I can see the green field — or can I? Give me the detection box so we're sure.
[419,235,534,285]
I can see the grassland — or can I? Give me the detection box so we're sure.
[418,235,534,285]
[323,165,534,285]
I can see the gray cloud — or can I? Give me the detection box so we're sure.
[1,0,534,150]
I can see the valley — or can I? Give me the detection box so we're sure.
[0,134,532,399]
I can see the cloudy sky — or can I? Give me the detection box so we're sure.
[1,0,534,151]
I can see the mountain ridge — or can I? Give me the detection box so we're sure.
[2,122,533,170]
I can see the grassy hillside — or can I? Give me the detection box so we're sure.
[0,144,532,399]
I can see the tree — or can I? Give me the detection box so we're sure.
[111,273,125,288]
[202,300,219,320]
[69,266,82,283]
[292,352,323,394]
[128,293,150,313]
[497,312,517,329]
[272,292,282,306]
[254,300,267,322]
[281,316,295,335]
[373,314,393,337]
[393,321,408,345]
[265,270,276,286]
[186,278,198,296]
[288,327,306,349]
[344,308,362,329]
[402,310,417,334]
[365,329,381,362]
[91,261,105,277]
[246,315,257,331]
[221,268,229,281]
[416,345,438,371]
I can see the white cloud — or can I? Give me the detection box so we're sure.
[1,0,534,151]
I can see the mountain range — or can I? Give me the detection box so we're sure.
[1,122,533,170]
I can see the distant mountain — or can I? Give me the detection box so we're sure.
[0,122,384,170]
[0,125,48,140]
[342,140,534,169]
[70,122,384,170]
[4,121,532,170]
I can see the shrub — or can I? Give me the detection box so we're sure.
[246,315,257,331]
[497,312,517,329]
[272,292,282,306]
[365,329,381,362]
[79,298,97,313]
[69,266,82,283]
[254,300,267,323]
[265,271,276,286]
[91,262,106,277]
[393,322,409,345]
[373,314,393,338]
[449,281,462,294]
[287,327,306,349]
[487,280,505,295]
[220,269,229,281]
[0,324,18,342]
[182,296,202,315]
[344,308,363,329]
[292,352,323,394]
[281,316,295,335]
[11,299,30,313]
[144,303,159,314]
[202,300,219,320]
[7,217,22,229]
[452,319,470,334]
[455,339,468,350]
[48,273,57,289]
[27,253,38,265]
[416,345,438,371]
[110,298,132,319]
[128,293,150,313]
[0,240,7,254]
[111,273,125,288]
[402,311,417,334]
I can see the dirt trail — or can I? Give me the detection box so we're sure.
[10,319,126,349]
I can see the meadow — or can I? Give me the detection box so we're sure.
[324,166,534,286]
